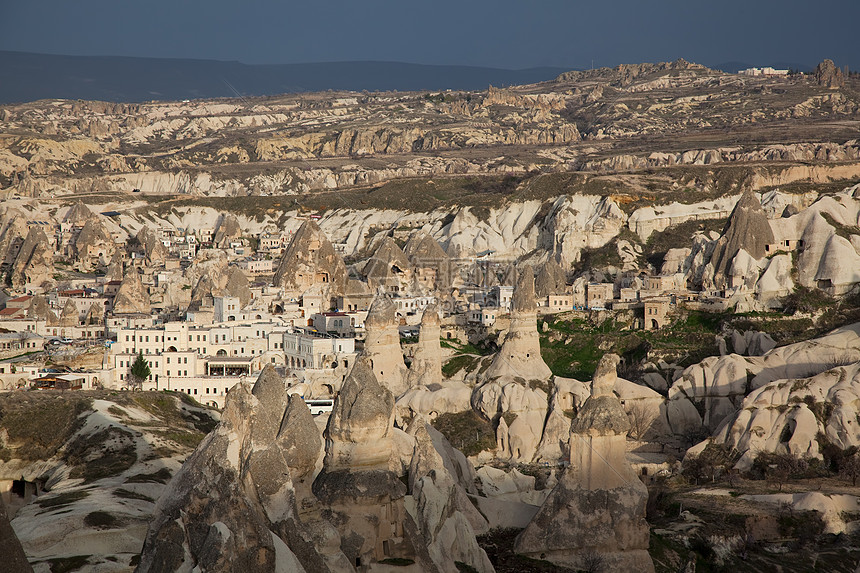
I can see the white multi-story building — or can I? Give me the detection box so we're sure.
[282,327,355,371]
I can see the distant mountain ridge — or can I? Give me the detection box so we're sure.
[0,51,571,104]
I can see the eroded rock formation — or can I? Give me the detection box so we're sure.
[113,267,151,314]
[514,354,654,572]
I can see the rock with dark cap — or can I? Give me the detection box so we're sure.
[514,353,653,572]
[482,270,552,381]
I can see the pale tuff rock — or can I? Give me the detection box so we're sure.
[10,227,54,291]
[362,295,409,396]
[278,394,323,501]
[695,358,860,471]
[319,355,396,473]
[72,218,115,271]
[137,384,302,572]
[112,267,151,314]
[533,405,572,463]
[224,266,253,307]
[708,188,774,290]
[755,253,794,301]
[515,354,654,572]
[58,298,79,328]
[251,363,289,436]
[137,371,351,573]
[361,236,411,291]
[537,195,628,264]
[666,323,860,435]
[407,416,481,498]
[482,270,552,381]
[26,294,57,324]
[403,231,451,289]
[395,381,473,422]
[472,271,553,462]
[62,201,96,226]
[406,419,494,573]
[0,213,29,266]
[406,303,443,388]
[534,258,567,297]
[312,357,418,567]
[135,225,167,266]
[815,59,845,88]
[188,256,253,310]
[213,213,242,248]
[104,250,124,282]
[273,220,347,299]
[472,381,549,462]
[83,302,103,325]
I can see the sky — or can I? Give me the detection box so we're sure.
[1,0,858,70]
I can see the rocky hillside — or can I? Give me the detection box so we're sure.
[2,59,859,200]
[0,390,219,572]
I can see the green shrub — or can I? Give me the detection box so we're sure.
[84,511,118,529]
[431,411,495,457]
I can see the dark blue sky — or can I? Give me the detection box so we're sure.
[1,0,857,70]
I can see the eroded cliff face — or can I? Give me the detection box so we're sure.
[3,57,860,202]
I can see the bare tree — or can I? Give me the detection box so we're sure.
[580,550,606,573]
[626,401,652,440]
[840,452,860,486]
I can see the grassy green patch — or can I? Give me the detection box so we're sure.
[83,510,119,529]
[46,555,91,573]
[644,217,727,269]
[440,338,494,356]
[126,392,218,434]
[113,488,155,502]
[125,467,172,484]
[65,427,138,483]
[154,429,206,449]
[378,558,415,566]
[107,405,127,418]
[821,212,860,241]
[0,395,92,461]
[442,355,482,378]
[35,490,89,510]
[431,411,496,457]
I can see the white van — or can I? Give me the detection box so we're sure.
[305,398,334,416]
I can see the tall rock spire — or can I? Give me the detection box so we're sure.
[482,269,552,381]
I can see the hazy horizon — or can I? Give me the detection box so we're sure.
[1,0,857,71]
